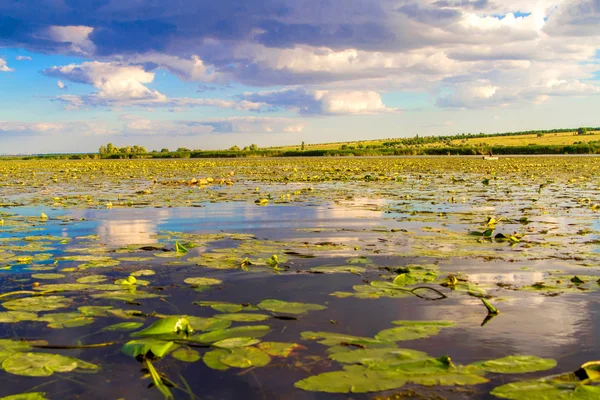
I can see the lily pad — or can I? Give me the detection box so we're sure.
[192,325,271,344]
[212,337,261,349]
[375,321,454,342]
[2,296,72,312]
[294,366,407,393]
[30,273,65,280]
[184,277,223,286]
[76,275,107,283]
[214,313,270,322]
[131,269,155,277]
[473,355,557,374]
[0,392,48,400]
[257,342,301,357]
[203,349,231,371]
[257,299,326,315]
[102,322,144,331]
[171,347,201,362]
[2,352,98,377]
[0,311,39,323]
[39,313,95,329]
[185,316,232,332]
[219,347,271,368]
[309,266,366,274]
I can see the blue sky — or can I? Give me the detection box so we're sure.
[0,0,599,153]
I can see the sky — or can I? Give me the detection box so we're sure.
[0,0,599,153]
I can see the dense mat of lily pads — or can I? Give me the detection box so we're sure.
[0,156,599,399]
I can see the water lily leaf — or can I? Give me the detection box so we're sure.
[122,339,179,359]
[0,392,48,400]
[102,322,144,331]
[132,317,194,338]
[572,386,600,399]
[30,273,65,280]
[257,299,326,315]
[184,277,222,286]
[195,301,248,313]
[76,275,107,283]
[294,366,407,393]
[375,321,454,342]
[39,313,95,329]
[90,291,160,302]
[409,372,489,386]
[213,337,261,349]
[473,355,557,374]
[214,313,269,322]
[131,269,155,277]
[171,347,201,362]
[33,283,90,292]
[0,311,39,323]
[2,296,72,312]
[1,352,98,377]
[309,266,366,274]
[192,325,271,344]
[393,273,418,286]
[77,306,114,317]
[203,349,230,371]
[330,348,429,365]
[185,316,232,331]
[490,380,570,399]
[257,342,301,358]
[346,257,373,264]
[301,331,396,348]
[219,347,271,368]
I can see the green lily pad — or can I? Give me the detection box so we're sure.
[301,331,396,348]
[294,365,407,393]
[102,322,144,331]
[203,349,231,371]
[195,301,252,313]
[185,316,232,332]
[490,380,570,399]
[33,283,90,292]
[309,266,366,274]
[76,275,107,283]
[39,313,95,329]
[171,347,201,362]
[219,347,271,368]
[30,273,65,280]
[1,352,98,377]
[2,296,72,312]
[90,291,160,302]
[122,339,179,359]
[257,342,301,357]
[375,321,455,342]
[131,269,155,277]
[330,348,429,365]
[214,313,270,322]
[213,337,261,349]
[257,299,326,315]
[473,355,557,374]
[184,277,223,286]
[77,306,114,317]
[192,325,271,344]
[0,311,39,323]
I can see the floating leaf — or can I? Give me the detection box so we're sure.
[213,337,261,349]
[219,347,271,368]
[257,342,301,358]
[30,273,65,280]
[131,269,155,277]
[294,366,407,393]
[184,277,222,286]
[39,313,95,329]
[301,331,396,348]
[309,266,366,274]
[214,313,269,322]
[257,299,326,315]
[2,296,72,312]
[0,311,39,323]
[375,321,454,342]
[203,349,230,371]
[1,352,98,377]
[185,316,232,332]
[76,275,107,283]
[192,325,271,344]
[490,380,569,399]
[102,322,144,332]
[171,347,201,362]
[473,355,557,374]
